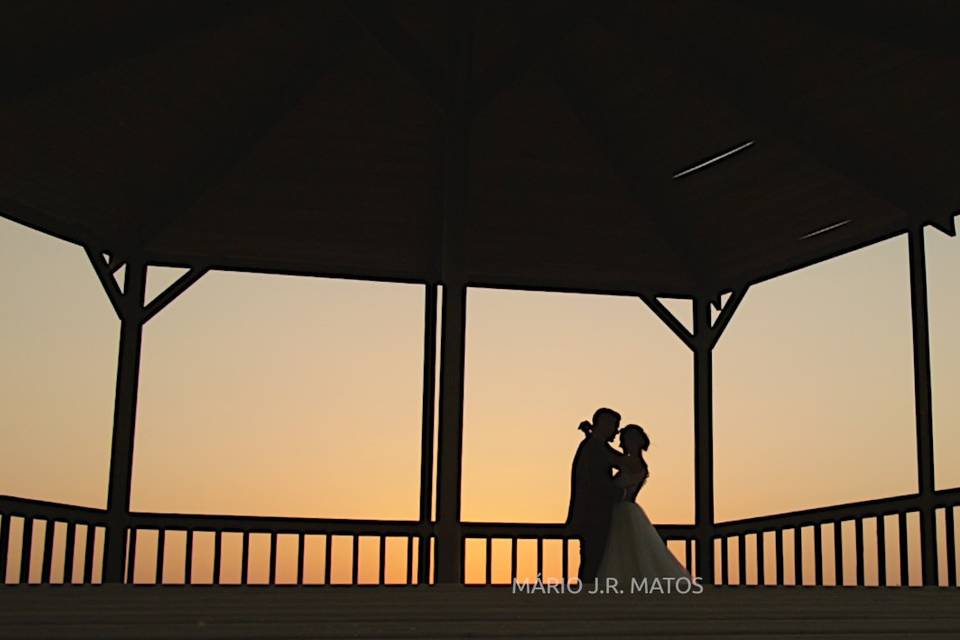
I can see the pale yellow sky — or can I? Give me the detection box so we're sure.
[1,214,958,584]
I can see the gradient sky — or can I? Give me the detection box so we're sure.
[1,214,958,585]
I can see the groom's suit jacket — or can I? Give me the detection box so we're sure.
[567,437,621,534]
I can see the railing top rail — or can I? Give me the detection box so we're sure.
[5,487,959,539]
[127,511,428,535]
[715,487,960,534]
[461,522,695,538]
[0,494,109,521]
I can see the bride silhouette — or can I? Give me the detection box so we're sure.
[569,416,691,584]
[597,424,691,583]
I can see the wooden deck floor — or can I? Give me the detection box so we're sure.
[1,585,958,639]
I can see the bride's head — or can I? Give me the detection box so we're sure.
[618,424,650,456]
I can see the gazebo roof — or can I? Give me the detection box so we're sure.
[1,0,958,297]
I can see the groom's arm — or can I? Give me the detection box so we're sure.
[582,446,622,501]
[604,445,625,469]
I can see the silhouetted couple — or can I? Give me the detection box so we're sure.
[567,407,691,586]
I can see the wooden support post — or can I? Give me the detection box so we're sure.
[433,1,471,584]
[908,227,938,586]
[103,259,147,583]
[85,250,205,584]
[418,284,438,583]
[693,297,716,584]
[434,283,467,583]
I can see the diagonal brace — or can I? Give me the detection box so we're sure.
[639,293,695,349]
[929,214,957,237]
[85,246,124,319]
[142,267,208,324]
[85,246,206,324]
[709,287,748,349]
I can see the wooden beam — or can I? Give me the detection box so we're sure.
[693,297,715,584]
[542,47,703,288]
[418,284,438,584]
[434,283,467,583]
[638,294,694,349]
[84,246,124,319]
[344,1,447,113]
[102,259,147,583]
[433,3,471,584]
[602,3,923,226]
[930,214,957,237]
[0,3,260,100]
[141,267,207,324]
[710,287,748,349]
[133,16,360,251]
[907,227,938,586]
[469,7,581,117]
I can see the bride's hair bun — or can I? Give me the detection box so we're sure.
[578,420,592,436]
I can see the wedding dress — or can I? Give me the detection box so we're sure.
[596,460,691,584]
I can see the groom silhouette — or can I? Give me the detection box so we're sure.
[566,407,624,582]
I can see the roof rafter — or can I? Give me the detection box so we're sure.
[131,15,362,254]
[344,1,448,114]
[1,2,261,100]
[469,6,581,118]
[538,32,703,290]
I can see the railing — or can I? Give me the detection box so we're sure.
[0,496,110,584]
[125,511,431,586]
[460,522,696,585]
[4,490,959,587]
[1,495,431,586]
[713,487,960,587]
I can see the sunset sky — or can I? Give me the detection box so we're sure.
[1,214,958,585]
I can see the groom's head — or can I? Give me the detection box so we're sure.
[591,407,621,442]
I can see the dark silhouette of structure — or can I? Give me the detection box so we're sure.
[0,1,959,598]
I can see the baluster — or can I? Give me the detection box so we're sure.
[814,524,823,586]
[406,535,414,584]
[485,537,492,585]
[946,507,957,587]
[64,522,76,584]
[296,532,305,585]
[775,528,784,586]
[855,518,864,586]
[0,514,10,583]
[323,535,332,585]
[737,535,746,586]
[269,531,277,585]
[793,526,803,586]
[562,538,569,583]
[156,528,166,585]
[41,519,55,583]
[756,532,765,586]
[241,531,249,584]
[213,530,222,585]
[378,535,386,585]
[185,529,194,585]
[720,536,728,585]
[834,520,844,586]
[83,523,95,584]
[126,527,137,584]
[20,516,34,583]
[877,515,886,587]
[898,513,908,586]
[536,537,543,579]
[351,534,359,584]
[510,538,517,581]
